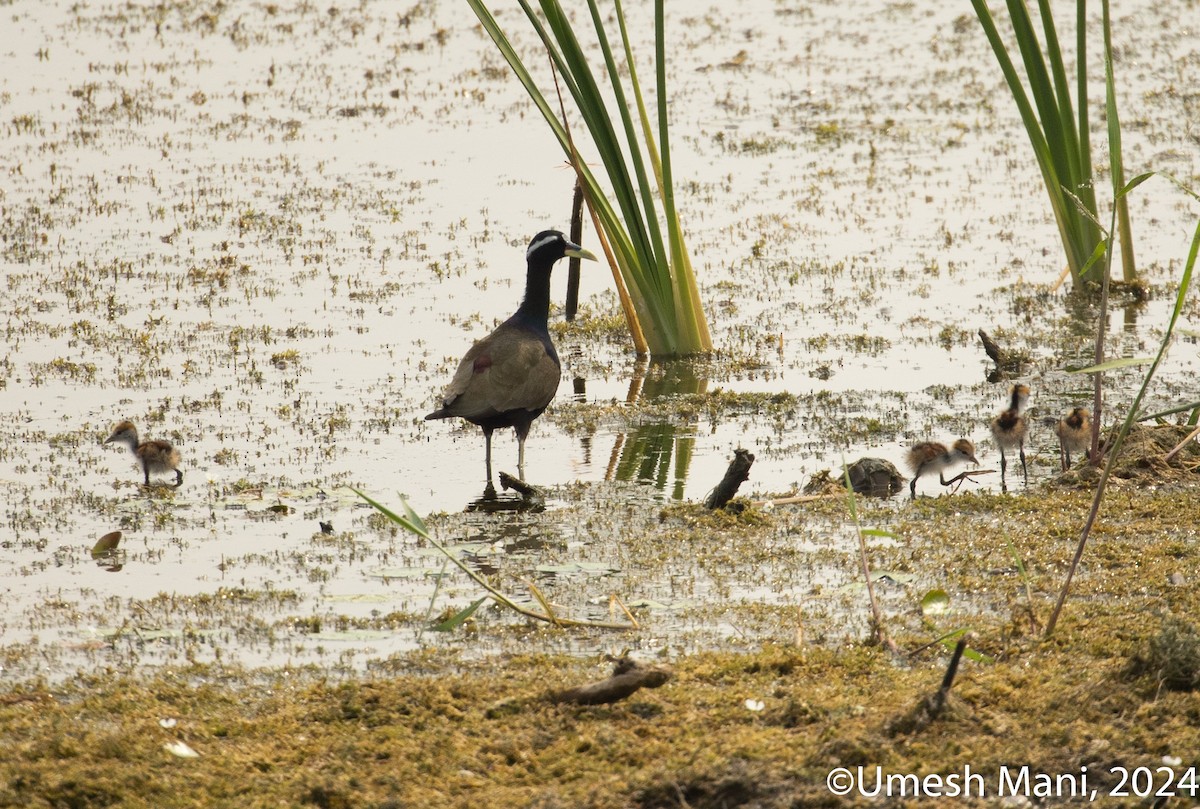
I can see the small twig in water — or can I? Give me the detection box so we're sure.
[705,448,754,509]
[1164,424,1200,463]
[551,656,671,706]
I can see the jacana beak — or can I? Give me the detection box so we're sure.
[564,241,598,262]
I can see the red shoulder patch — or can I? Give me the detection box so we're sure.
[472,353,493,374]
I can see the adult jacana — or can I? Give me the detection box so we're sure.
[105,420,184,486]
[426,230,597,487]
[990,383,1030,486]
[906,439,978,498]
[1056,406,1090,471]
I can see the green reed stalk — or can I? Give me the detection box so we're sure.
[467,0,712,356]
[1045,211,1197,636]
[971,0,1137,285]
[1042,0,1191,635]
[1101,0,1137,282]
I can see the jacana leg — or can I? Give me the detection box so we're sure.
[999,448,1007,483]
[483,429,495,487]
[175,469,184,487]
[909,476,918,498]
[144,468,151,486]
[1019,444,1027,483]
[940,470,974,494]
[513,422,532,481]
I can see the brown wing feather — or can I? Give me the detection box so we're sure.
[485,336,559,414]
[428,328,559,420]
[136,440,181,471]
[429,339,490,416]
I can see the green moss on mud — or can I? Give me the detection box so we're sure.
[4,476,1200,807]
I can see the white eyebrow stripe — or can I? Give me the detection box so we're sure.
[526,233,558,259]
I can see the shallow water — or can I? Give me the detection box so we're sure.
[0,0,1196,678]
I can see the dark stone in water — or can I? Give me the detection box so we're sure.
[846,457,905,497]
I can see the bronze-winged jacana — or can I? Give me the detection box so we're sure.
[105,420,183,486]
[1056,406,1090,471]
[425,230,597,486]
[990,383,1029,486]
[906,438,978,498]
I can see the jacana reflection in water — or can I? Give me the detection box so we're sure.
[906,439,978,498]
[426,230,597,494]
[990,383,1029,488]
[104,420,184,487]
[1056,407,1090,471]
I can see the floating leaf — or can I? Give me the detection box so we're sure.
[365,566,444,581]
[91,531,121,558]
[1069,356,1154,373]
[307,630,392,641]
[920,589,951,616]
[441,542,494,556]
[433,596,488,632]
[322,593,392,604]
[100,628,184,641]
[623,598,678,611]
[535,561,620,576]
[164,740,199,758]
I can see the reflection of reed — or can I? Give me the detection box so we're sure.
[571,373,591,466]
[1063,283,1144,335]
[605,357,707,500]
[603,355,645,482]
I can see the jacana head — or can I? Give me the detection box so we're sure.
[526,230,598,267]
[105,420,138,445]
[1065,406,1089,428]
[952,438,978,465]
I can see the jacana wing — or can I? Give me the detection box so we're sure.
[483,333,560,414]
[429,338,492,418]
[430,326,560,420]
